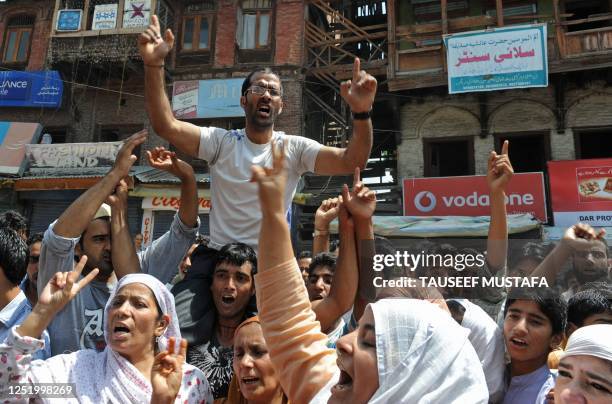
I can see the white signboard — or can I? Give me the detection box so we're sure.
[444,24,548,94]
[123,0,151,28]
[92,4,118,30]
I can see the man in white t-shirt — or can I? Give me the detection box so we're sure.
[138,15,377,345]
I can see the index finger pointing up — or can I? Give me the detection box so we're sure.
[353,58,361,83]
[501,140,509,156]
[151,14,160,29]
[353,166,361,188]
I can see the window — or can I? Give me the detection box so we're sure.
[2,15,34,63]
[238,0,272,49]
[563,0,610,32]
[181,14,213,51]
[424,137,474,177]
[575,129,612,159]
[495,133,550,173]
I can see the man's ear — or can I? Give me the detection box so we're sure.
[278,99,283,116]
[75,243,83,257]
[240,95,247,109]
[250,283,256,297]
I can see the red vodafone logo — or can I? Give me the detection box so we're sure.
[414,191,437,212]
[403,173,547,222]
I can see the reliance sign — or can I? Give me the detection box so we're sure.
[0,71,63,108]
[403,173,547,222]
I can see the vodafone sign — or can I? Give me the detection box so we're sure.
[403,173,547,222]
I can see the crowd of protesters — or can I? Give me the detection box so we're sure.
[0,14,609,404]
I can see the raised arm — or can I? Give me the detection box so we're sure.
[532,223,606,286]
[147,147,198,228]
[52,131,146,238]
[138,15,201,157]
[486,140,513,272]
[252,142,337,403]
[107,179,141,279]
[18,256,98,339]
[312,201,358,333]
[342,168,377,320]
[314,58,377,175]
[312,197,339,255]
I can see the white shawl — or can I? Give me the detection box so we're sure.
[369,299,489,404]
[5,274,212,403]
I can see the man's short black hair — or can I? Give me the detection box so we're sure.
[0,228,27,286]
[27,232,44,247]
[241,67,282,96]
[215,242,257,276]
[0,210,27,236]
[505,288,567,335]
[567,281,612,327]
[308,252,337,275]
[298,250,312,260]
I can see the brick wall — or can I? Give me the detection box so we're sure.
[275,0,304,66]
[398,79,612,179]
[214,0,237,68]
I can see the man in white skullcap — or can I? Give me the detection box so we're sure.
[554,324,612,404]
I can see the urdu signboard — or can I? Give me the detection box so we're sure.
[172,78,244,119]
[444,24,548,94]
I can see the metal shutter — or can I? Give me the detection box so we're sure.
[28,200,72,234]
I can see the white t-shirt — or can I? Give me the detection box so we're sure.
[199,127,322,251]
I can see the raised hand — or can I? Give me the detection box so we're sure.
[137,15,175,66]
[152,337,188,403]
[315,197,340,231]
[340,58,378,114]
[342,167,376,220]
[562,222,606,251]
[487,140,513,195]
[113,130,147,178]
[251,140,286,215]
[37,256,99,315]
[106,178,129,210]
[146,146,194,180]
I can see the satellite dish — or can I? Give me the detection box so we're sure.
[41,133,53,144]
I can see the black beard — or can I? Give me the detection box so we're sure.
[575,269,608,284]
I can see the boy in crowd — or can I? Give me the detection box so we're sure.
[0,228,50,359]
[503,288,566,404]
[21,232,43,307]
[566,281,612,337]
[185,243,257,399]
[297,250,312,283]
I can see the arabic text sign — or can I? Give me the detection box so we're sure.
[172,78,244,119]
[56,9,82,31]
[0,122,41,175]
[0,71,63,108]
[444,24,548,94]
[123,0,151,28]
[93,4,118,30]
[25,142,122,170]
[403,173,547,222]
[548,159,612,227]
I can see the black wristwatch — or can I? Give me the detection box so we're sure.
[352,109,372,120]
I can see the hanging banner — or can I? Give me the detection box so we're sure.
[172,78,244,119]
[92,4,118,30]
[548,159,612,227]
[123,0,151,28]
[444,24,548,94]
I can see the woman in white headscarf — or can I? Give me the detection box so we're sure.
[0,257,213,403]
[251,142,489,404]
[554,324,612,404]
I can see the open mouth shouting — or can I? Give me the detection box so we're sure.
[331,367,354,397]
[508,336,529,350]
[257,104,271,118]
[112,322,131,341]
[221,294,236,307]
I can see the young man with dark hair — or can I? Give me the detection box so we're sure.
[20,232,43,307]
[307,252,336,302]
[0,210,27,241]
[185,242,257,399]
[503,288,567,404]
[566,281,612,337]
[0,228,49,359]
[39,133,200,355]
